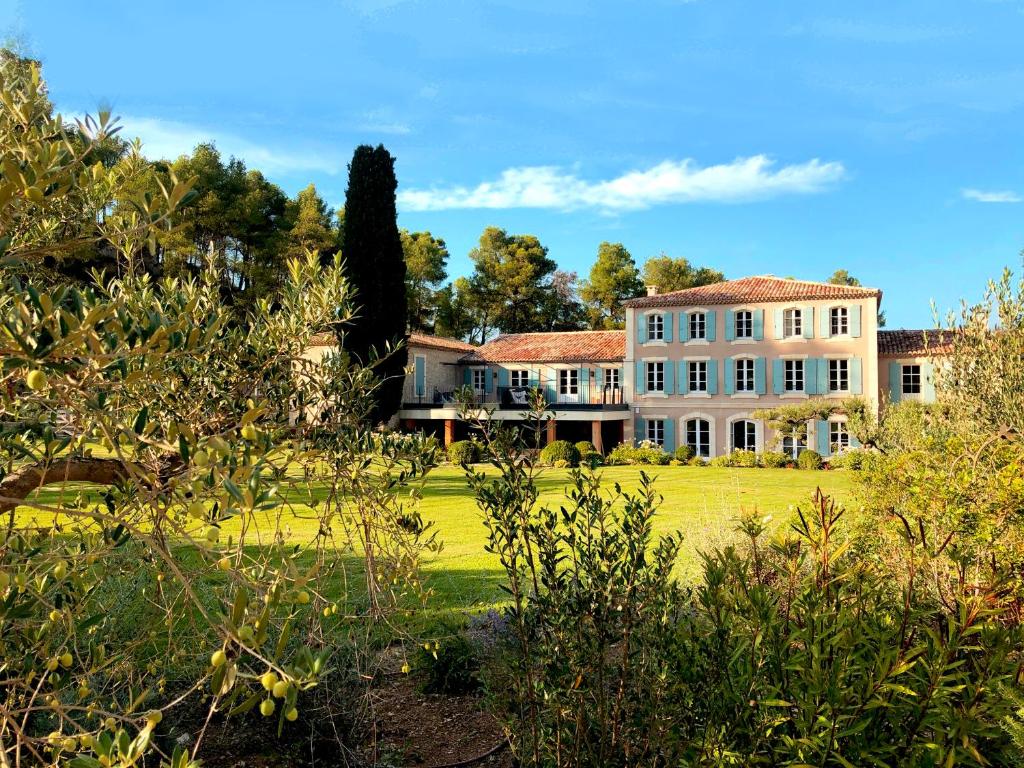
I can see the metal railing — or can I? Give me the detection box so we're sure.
[402,383,627,410]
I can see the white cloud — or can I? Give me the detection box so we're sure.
[962,188,1022,203]
[114,115,345,175]
[398,155,846,213]
[356,109,412,135]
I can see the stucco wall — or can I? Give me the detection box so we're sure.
[402,345,466,404]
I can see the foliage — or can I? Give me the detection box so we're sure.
[641,253,724,293]
[338,144,408,424]
[432,279,477,342]
[580,242,643,329]
[402,229,449,333]
[797,448,823,469]
[760,450,788,468]
[417,633,481,695]
[540,440,579,467]
[687,455,707,467]
[536,269,587,331]
[673,444,694,463]
[574,440,596,455]
[828,447,869,469]
[284,183,339,261]
[447,439,479,465]
[709,454,732,467]
[607,441,669,466]
[730,448,758,467]
[579,450,603,467]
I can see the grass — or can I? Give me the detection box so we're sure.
[17,464,857,626]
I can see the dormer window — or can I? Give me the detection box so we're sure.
[830,306,849,336]
[783,308,802,338]
[734,310,752,339]
[648,314,664,341]
[689,312,707,340]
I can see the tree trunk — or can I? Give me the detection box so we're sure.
[0,457,128,513]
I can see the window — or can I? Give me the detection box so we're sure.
[645,361,664,392]
[646,419,665,446]
[689,312,707,340]
[782,432,807,459]
[735,358,755,392]
[688,361,708,393]
[558,369,579,395]
[830,306,849,336]
[685,418,711,458]
[901,364,921,394]
[784,359,804,392]
[510,369,529,388]
[732,419,756,451]
[783,308,802,338]
[735,310,753,339]
[647,314,664,341]
[472,368,487,392]
[604,368,620,389]
[828,359,849,393]
[829,421,851,454]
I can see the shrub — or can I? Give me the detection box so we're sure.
[797,449,823,470]
[731,449,758,467]
[541,439,580,467]
[674,444,695,462]
[606,441,667,465]
[709,454,733,467]
[579,450,604,467]
[448,439,478,465]
[574,440,596,455]
[417,634,481,695]
[761,451,788,468]
[688,455,707,467]
[828,448,868,470]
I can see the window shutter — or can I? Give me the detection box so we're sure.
[724,358,735,395]
[664,361,675,395]
[888,362,902,403]
[803,359,815,394]
[637,314,647,344]
[850,357,862,394]
[679,361,689,395]
[635,416,646,446]
[773,309,784,339]
[678,311,690,342]
[663,420,676,453]
[754,357,766,394]
[485,367,493,394]
[819,308,831,339]
[850,433,862,448]
[724,310,735,341]
[618,367,624,388]
[850,305,862,338]
[802,306,815,339]
[497,367,509,388]
[816,420,831,456]
[596,367,604,388]
[922,361,936,402]
[707,360,719,395]
[529,369,540,389]
[816,358,828,395]
[635,361,645,395]
[664,312,674,343]
[415,356,426,397]
[463,367,472,386]
[706,310,717,341]
[772,359,785,394]
[753,309,765,341]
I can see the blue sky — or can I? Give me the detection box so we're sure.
[3,0,1023,328]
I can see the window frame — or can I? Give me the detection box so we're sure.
[685,418,711,458]
[828,358,850,393]
[604,368,620,389]
[782,430,807,459]
[783,308,802,338]
[732,419,757,452]
[901,364,922,395]
[829,420,851,454]
[471,368,488,392]
[734,309,753,339]
[646,418,665,447]
[830,306,849,336]
[645,361,665,393]
[510,369,529,388]
[784,359,805,393]
[647,313,664,341]
[558,368,579,396]
[689,311,707,340]
[688,360,708,393]
[735,357,755,392]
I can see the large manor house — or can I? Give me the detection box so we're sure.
[314,275,949,459]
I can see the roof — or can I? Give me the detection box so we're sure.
[306,331,475,353]
[623,275,882,309]
[461,330,626,364]
[878,329,954,357]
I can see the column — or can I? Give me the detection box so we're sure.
[444,419,455,446]
[545,420,557,445]
[591,420,604,454]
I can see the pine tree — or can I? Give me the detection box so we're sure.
[339,145,408,423]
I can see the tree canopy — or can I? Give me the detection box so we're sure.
[402,229,449,332]
[641,254,724,294]
[580,242,644,329]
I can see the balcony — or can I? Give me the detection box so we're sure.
[401,383,627,412]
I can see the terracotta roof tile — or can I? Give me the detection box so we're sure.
[623,275,881,308]
[407,332,476,353]
[877,329,954,357]
[461,331,625,363]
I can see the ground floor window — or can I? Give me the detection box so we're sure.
[510,369,529,387]
[782,431,807,459]
[902,364,922,394]
[732,419,756,452]
[685,418,711,458]
[646,418,665,446]
[829,420,851,453]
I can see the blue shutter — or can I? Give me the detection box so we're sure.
[618,367,624,390]
[707,360,719,395]
[816,420,830,456]
[772,359,784,394]
[804,359,816,394]
[463,367,472,386]
[663,419,676,453]
[922,361,936,402]
[850,432,862,448]
[497,367,509,388]
[850,357,862,395]
[755,357,767,394]
[678,312,690,342]
[773,309,784,339]
[679,361,689,395]
[725,310,735,341]
[753,309,765,341]
[802,306,815,339]
[706,310,717,341]
[635,361,645,395]
[664,361,675,395]
[850,305,862,338]
[596,367,604,387]
[484,367,493,394]
[529,368,539,389]
[637,314,647,344]
[664,312,674,343]
[635,416,646,446]
[415,356,426,397]
[816,358,828,395]
[888,362,902,403]
[819,308,831,339]
[724,358,735,395]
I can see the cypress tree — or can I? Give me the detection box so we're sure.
[338,144,408,424]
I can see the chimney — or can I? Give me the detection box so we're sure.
[646,285,659,296]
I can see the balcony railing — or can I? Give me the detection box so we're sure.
[400,383,627,411]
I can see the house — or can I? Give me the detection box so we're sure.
[878,329,952,405]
